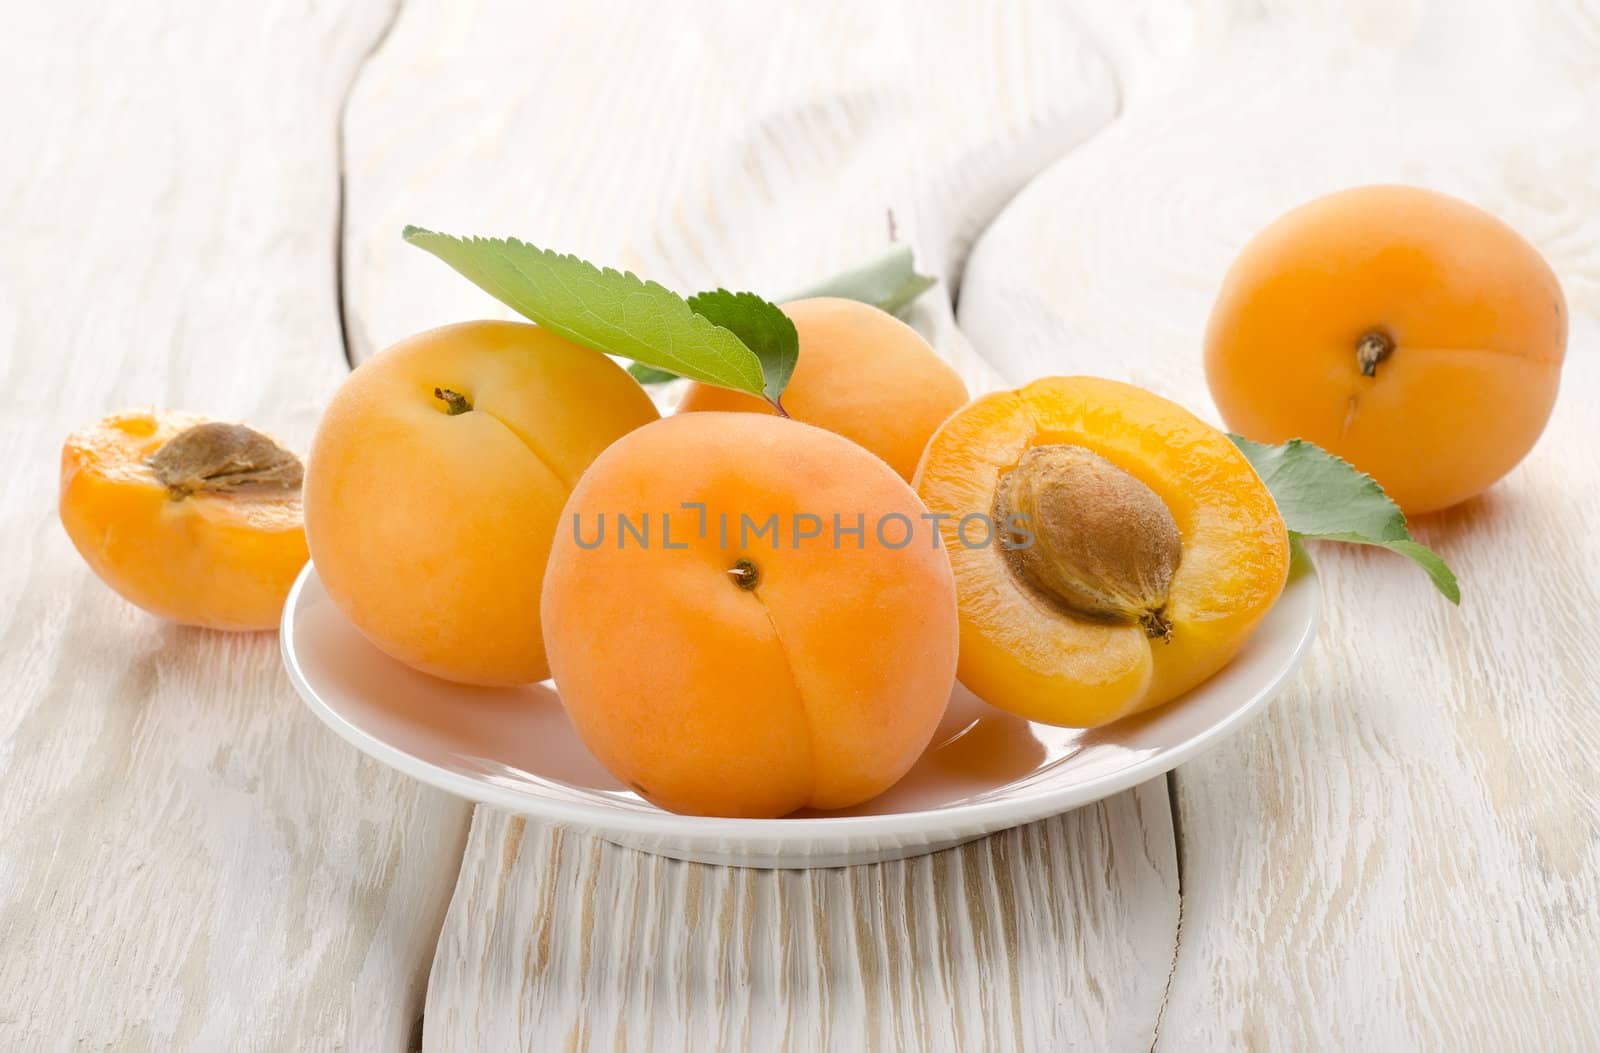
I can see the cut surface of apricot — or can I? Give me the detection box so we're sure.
[1205,185,1566,516]
[542,412,959,818]
[914,376,1289,728]
[60,410,309,631]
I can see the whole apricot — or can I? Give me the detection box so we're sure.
[541,412,959,818]
[915,377,1289,728]
[304,321,658,686]
[677,297,969,480]
[1205,185,1567,516]
[60,411,309,631]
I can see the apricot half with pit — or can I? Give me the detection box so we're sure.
[304,320,658,685]
[60,411,309,631]
[914,376,1289,728]
[541,412,959,818]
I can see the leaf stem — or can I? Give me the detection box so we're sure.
[767,396,791,419]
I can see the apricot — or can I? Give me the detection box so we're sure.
[541,412,959,818]
[304,320,658,686]
[59,411,309,631]
[914,377,1289,728]
[677,297,969,480]
[1205,185,1567,516]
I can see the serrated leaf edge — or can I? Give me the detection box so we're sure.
[686,288,800,402]
[403,228,766,396]
[1231,433,1461,604]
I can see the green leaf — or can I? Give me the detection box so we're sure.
[1230,435,1460,604]
[1384,540,1461,604]
[1287,534,1314,580]
[787,243,938,316]
[1320,535,1460,604]
[686,289,799,403]
[403,227,766,397]
[627,362,683,385]
[624,243,940,385]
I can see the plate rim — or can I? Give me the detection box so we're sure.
[282,560,1320,842]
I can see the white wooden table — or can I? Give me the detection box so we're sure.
[5,2,1599,1049]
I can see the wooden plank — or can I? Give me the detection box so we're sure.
[340,2,1183,1047]
[428,799,1176,1051]
[0,3,472,1047]
[959,2,1600,1047]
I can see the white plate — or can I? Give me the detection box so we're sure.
[282,561,1319,868]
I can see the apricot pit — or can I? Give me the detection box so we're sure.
[148,421,304,496]
[994,444,1182,640]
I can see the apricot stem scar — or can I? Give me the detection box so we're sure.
[434,387,472,415]
[728,558,761,590]
[1140,608,1174,642]
[1356,331,1394,377]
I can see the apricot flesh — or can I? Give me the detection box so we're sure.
[59,411,309,631]
[677,297,969,481]
[915,377,1289,728]
[541,412,959,818]
[1205,185,1567,516]
[304,321,658,686]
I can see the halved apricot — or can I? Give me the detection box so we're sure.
[60,411,309,631]
[914,377,1289,727]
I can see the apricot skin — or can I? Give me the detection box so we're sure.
[541,412,959,818]
[678,297,969,481]
[59,411,309,631]
[1205,185,1567,516]
[915,377,1289,729]
[304,321,658,686]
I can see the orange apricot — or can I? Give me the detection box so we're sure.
[541,412,959,818]
[1205,185,1567,516]
[677,297,969,480]
[914,377,1289,728]
[304,321,658,686]
[59,410,309,631]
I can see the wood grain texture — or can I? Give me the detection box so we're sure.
[428,798,1175,1051]
[18,0,1586,1047]
[960,1,1600,1048]
[339,2,1187,1048]
[0,3,472,1048]
[340,0,1120,368]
